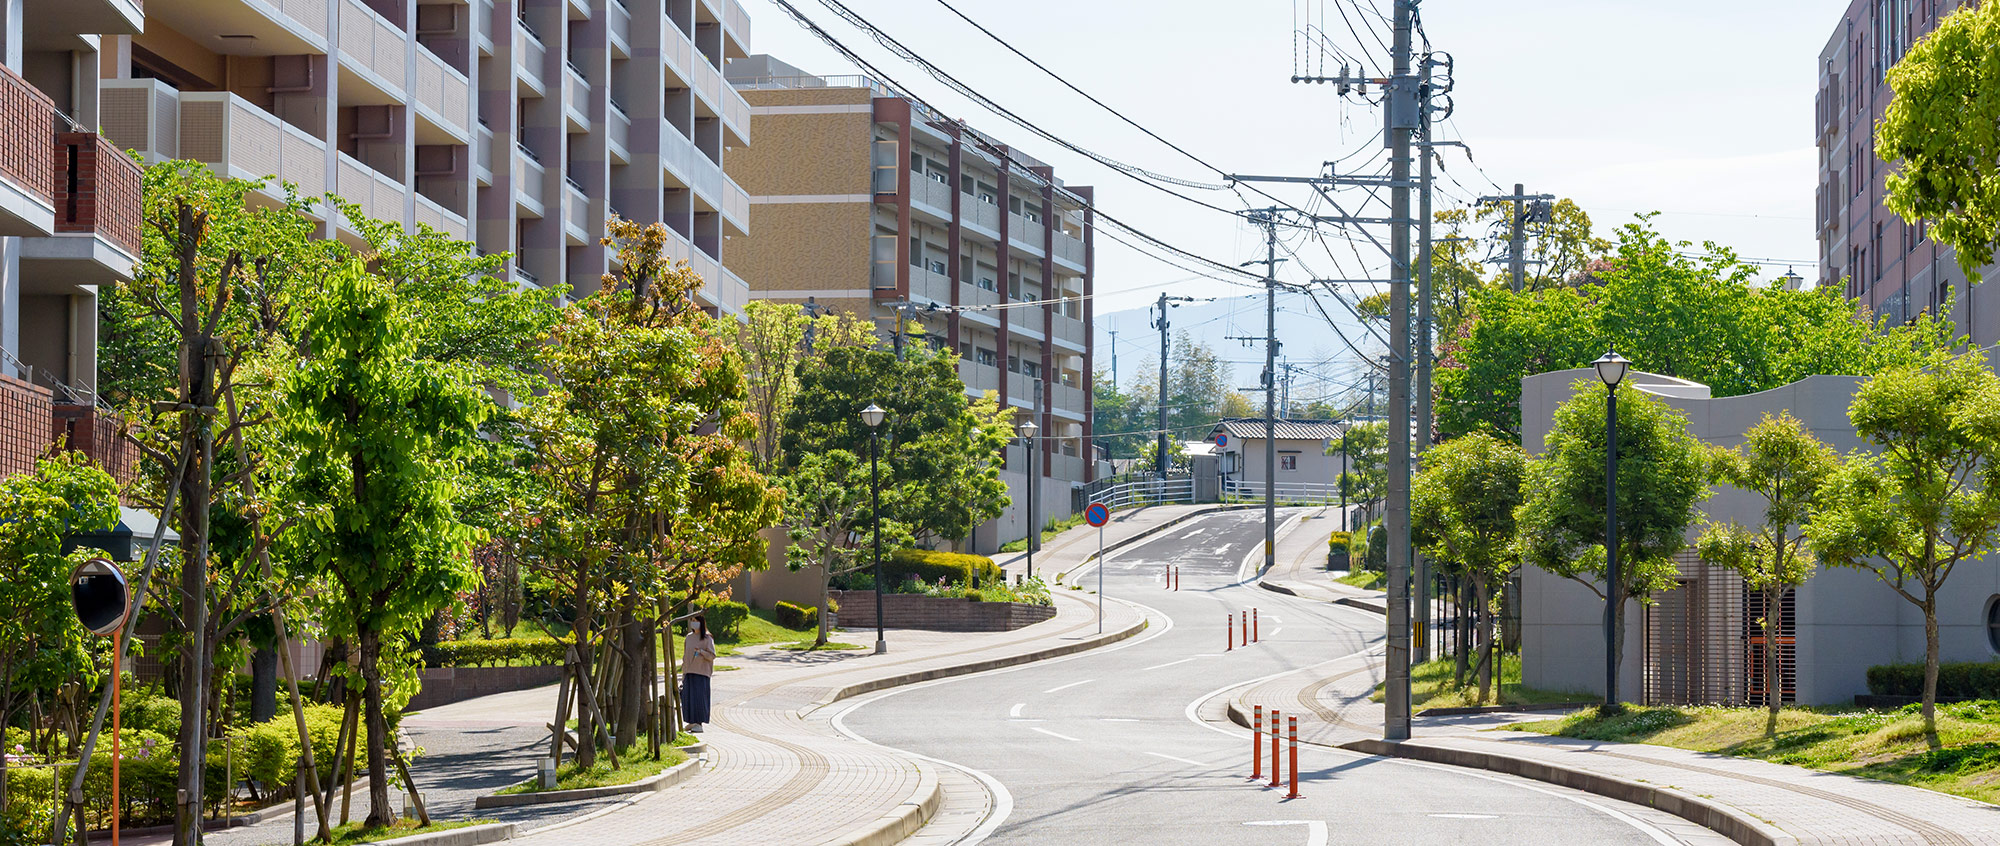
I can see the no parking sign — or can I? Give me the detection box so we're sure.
[1086,502,1109,633]
[1085,502,1110,527]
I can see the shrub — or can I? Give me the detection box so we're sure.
[120,683,181,738]
[1868,661,2000,699]
[423,637,565,668]
[1327,531,1351,550]
[774,600,819,632]
[886,549,1005,586]
[230,703,355,792]
[1363,524,1388,571]
[695,598,749,639]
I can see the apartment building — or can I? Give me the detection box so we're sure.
[725,55,1095,550]
[97,0,755,314]
[1816,0,2000,344]
[0,0,145,485]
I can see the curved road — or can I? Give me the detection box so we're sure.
[839,509,1716,846]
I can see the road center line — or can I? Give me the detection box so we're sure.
[1142,657,1198,671]
[1030,726,1082,742]
[1043,678,1094,693]
[1008,703,1024,717]
[1244,820,1328,846]
[1143,751,1212,767]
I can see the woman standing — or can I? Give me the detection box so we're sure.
[682,613,717,733]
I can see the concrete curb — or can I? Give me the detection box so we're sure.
[826,762,944,846]
[473,757,702,808]
[803,607,1149,715]
[1338,738,1798,846]
[1333,596,1388,614]
[1054,504,1257,582]
[358,822,519,846]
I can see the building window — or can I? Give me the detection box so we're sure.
[928,259,946,274]
[1008,355,1021,373]
[1281,455,1298,471]
[977,347,997,366]
[910,236,921,267]
[1989,596,2000,653]
[978,275,996,291]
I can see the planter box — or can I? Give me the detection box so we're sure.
[406,664,562,711]
[827,591,1055,632]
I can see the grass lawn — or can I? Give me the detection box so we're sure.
[312,820,493,844]
[495,740,695,795]
[1509,700,2000,804]
[1335,570,1384,590]
[1372,655,1596,713]
[1001,513,1087,553]
[664,606,830,659]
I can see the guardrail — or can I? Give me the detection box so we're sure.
[1221,479,1345,505]
[1095,477,1195,511]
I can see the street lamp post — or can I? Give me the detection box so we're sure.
[1339,424,1351,534]
[1018,418,1039,581]
[1593,350,1630,711]
[862,403,888,655]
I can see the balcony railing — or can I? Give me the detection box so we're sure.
[415,44,470,139]
[340,0,407,90]
[54,132,142,256]
[0,66,55,215]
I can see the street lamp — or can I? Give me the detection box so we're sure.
[1018,418,1039,581]
[1338,423,1352,534]
[1593,350,1629,711]
[862,403,888,655]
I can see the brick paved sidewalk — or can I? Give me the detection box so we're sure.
[1225,642,2000,845]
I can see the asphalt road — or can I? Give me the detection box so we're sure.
[839,509,1711,846]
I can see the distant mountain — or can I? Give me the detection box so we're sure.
[1092,291,1381,407]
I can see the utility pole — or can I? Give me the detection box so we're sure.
[1477,185,1554,292]
[1382,0,1417,743]
[1108,327,1119,392]
[1154,293,1172,479]
[1240,208,1285,574]
[1414,56,1436,665]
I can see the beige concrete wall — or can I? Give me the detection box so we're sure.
[728,201,870,294]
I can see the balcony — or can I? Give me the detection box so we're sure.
[563,65,590,132]
[563,180,589,244]
[1052,453,1086,483]
[958,359,999,394]
[475,123,494,185]
[413,191,468,240]
[1053,384,1086,415]
[145,0,327,56]
[607,0,631,57]
[958,283,1000,324]
[661,123,722,206]
[910,171,952,214]
[964,192,999,231]
[338,0,408,99]
[1007,372,1035,403]
[514,144,546,215]
[174,90,329,199]
[722,174,748,236]
[415,45,471,143]
[721,85,750,148]
[721,0,751,57]
[607,102,631,163]
[0,67,54,237]
[516,26,546,95]
[335,152,405,230]
[663,19,694,85]
[477,0,494,53]
[1052,314,1087,351]
[1006,300,1039,332]
[28,0,143,40]
[20,132,143,284]
[910,266,951,304]
[1054,230,1087,269]
[691,55,722,119]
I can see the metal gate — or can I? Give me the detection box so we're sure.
[1641,550,1795,706]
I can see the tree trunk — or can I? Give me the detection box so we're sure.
[359,627,395,827]
[1452,578,1469,689]
[1477,575,1495,705]
[1764,585,1781,719]
[817,559,833,648]
[615,596,646,753]
[1923,590,1941,747]
[251,647,279,724]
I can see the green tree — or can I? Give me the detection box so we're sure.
[738,300,874,472]
[1517,381,1711,698]
[1877,0,2000,278]
[780,450,913,646]
[1807,353,2000,745]
[0,452,119,815]
[1330,420,1388,519]
[281,261,487,825]
[1089,371,1150,460]
[1410,433,1526,703]
[1694,413,1837,727]
[1219,391,1255,418]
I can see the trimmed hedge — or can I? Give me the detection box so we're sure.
[695,598,749,639]
[425,637,565,668]
[1867,661,2000,699]
[775,600,819,632]
[886,549,1005,586]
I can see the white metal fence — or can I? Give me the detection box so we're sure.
[1094,477,1195,511]
[1221,479,1346,505]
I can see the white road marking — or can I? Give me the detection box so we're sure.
[1143,750,1212,767]
[1243,820,1328,846]
[1043,678,1094,694]
[1429,813,1500,819]
[1008,703,1024,718]
[1099,717,1139,722]
[1030,726,1082,742]
[1211,545,1232,555]
[1142,657,1198,671]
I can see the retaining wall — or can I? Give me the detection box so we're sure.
[826,591,1054,632]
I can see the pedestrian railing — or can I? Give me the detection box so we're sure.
[1221,479,1346,505]
[1095,477,1195,511]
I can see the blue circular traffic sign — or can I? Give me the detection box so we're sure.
[1085,502,1110,528]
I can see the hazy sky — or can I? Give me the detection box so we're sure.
[743,0,1832,343]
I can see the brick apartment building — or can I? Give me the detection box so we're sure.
[0,0,144,486]
[97,0,756,313]
[725,55,1097,550]
[1817,0,2000,342]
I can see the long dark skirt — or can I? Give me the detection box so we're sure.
[682,672,712,725]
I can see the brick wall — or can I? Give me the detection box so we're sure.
[827,590,1056,632]
[406,664,564,712]
[0,375,54,479]
[55,132,144,256]
[0,65,53,206]
[50,403,138,491]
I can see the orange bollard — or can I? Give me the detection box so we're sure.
[1173,566,1180,590]
[1227,616,1233,651]
[1269,708,1283,788]
[1286,716,1300,799]
[1254,608,1260,643]
[1251,705,1262,779]
[1165,564,1171,588]
[1240,611,1247,645]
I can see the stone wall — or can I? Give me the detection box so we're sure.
[407,664,563,712]
[827,590,1054,632]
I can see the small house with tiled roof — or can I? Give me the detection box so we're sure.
[1205,418,1347,500]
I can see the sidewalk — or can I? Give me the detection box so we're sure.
[1222,608,2000,845]
[991,502,1224,582]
